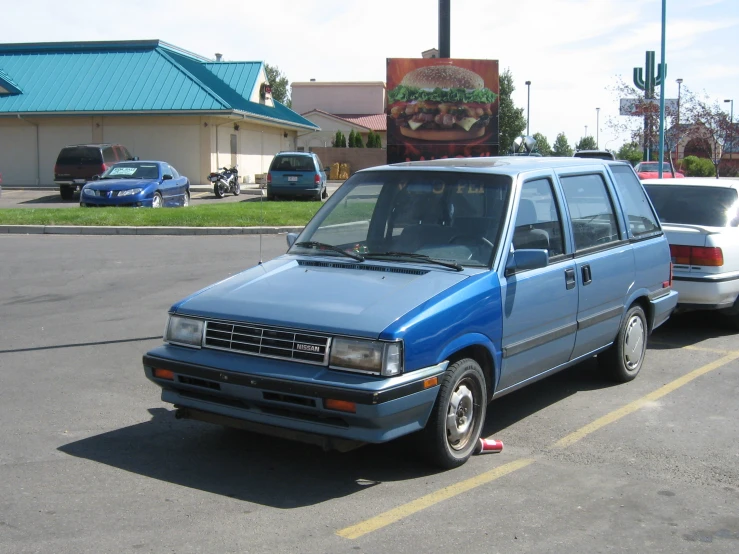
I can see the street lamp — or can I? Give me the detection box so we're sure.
[676,78,683,162]
[596,107,600,148]
[725,99,734,161]
[525,81,531,135]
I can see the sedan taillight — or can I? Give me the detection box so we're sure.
[670,245,724,267]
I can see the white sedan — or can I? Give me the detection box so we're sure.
[641,177,739,329]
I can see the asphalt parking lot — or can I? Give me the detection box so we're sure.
[1,234,737,553]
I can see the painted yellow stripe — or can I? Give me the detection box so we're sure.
[650,340,731,354]
[552,351,739,449]
[336,458,535,540]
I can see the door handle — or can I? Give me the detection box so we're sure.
[582,264,592,285]
[565,268,576,290]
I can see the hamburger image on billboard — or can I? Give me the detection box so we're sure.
[386,58,499,162]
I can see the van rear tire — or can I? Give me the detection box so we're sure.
[60,186,74,200]
[599,305,647,382]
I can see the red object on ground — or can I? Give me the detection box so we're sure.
[475,438,504,454]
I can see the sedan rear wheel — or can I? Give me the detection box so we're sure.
[152,192,163,208]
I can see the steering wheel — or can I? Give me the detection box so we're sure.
[448,235,494,249]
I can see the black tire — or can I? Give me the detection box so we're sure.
[599,304,647,382]
[182,191,190,207]
[60,186,74,200]
[417,358,487,469]
[322,186,329,200]
[214,181,227,199]
[233,180,241,196]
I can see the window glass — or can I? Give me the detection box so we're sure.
[560,173,620,250]
[102,147,117,163]
[515,179,565,257]
[270,155,316,172]
[168,165,180,179]
[610,165,660,236]
[643,185,739,227]
[100,162,159,180]
[56,147,102,166]
[298,170,512,267]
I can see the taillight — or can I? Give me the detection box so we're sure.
[100,163,107,174]
[267,172,272,184]
[314,173,321,184]
[53,164,59,175]
[669,245,723,267]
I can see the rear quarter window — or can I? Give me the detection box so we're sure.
[610,165,661,237]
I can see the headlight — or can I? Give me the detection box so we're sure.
[330,338,402,376]
[118,188,144,196]
[164,315,204,348]
[83,188,98,196]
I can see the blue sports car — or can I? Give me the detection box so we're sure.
[80,161,190,208]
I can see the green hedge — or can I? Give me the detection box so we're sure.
[681,156,715,177]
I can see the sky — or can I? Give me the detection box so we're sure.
[2,0,738,151]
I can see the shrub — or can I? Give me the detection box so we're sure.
[348,130,356,148]
[354,132,364,148]
[682,156,715,177]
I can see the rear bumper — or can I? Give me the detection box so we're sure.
[268,184,322,198]
[649,288,679,330]
[672,273,739,310]
[143,350,445,444]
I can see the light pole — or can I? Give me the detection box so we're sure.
[725,99,734,161]
[525,81,531,135]
[676,78,683,162]
[596,107,600,148]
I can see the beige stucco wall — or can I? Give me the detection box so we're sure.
[0,114,299,186]
[291,82,386,115]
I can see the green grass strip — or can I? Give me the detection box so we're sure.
[0,201,322,227]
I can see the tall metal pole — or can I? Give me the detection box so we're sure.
[676,78,683,163]
[596,107,600,148]
[439,0,450,58]
[525,81,531,135]
[726,99,734,161]
[657,0,667,178]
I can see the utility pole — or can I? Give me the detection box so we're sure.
[439,0,450,58]
[525,81,531,136]
[596,107,600,148]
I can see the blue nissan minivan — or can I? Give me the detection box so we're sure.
[266,151,328,201]
[144,156,677,468]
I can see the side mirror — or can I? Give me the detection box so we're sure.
[324,167,331,172]
[505,249,548,277]
[92,175,100,181]
[162,174,173,180]
[286,232,299,248]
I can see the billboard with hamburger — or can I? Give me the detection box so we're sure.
[386,58,499,163]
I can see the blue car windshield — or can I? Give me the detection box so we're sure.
[292,170,513,267]
[101,163,160,180]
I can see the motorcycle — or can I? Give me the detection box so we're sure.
[208,166,240,198]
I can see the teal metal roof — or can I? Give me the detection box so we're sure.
[0,40,318,130]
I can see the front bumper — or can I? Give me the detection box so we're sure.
[81,194,154,207]
[143,346,445,444]
[672,272,739,310]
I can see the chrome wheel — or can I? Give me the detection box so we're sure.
[183,191,190,207]
[623,314,645,370]
[446,381,476,451]
[152,193,162,208]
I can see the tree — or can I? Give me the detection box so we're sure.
[681,91,733,178]
[575,136,598,151]
[264,63,291,107]
[333,130,346,148]
[353,131,364,148]
[616,142,643,166]
[348,130,356,148]
[498,69,527,154]
[552,133,573,157]
[532,133,552,156]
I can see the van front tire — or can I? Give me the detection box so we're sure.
[60,186,74,200]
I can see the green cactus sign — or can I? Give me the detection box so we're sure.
[633,51,665,99]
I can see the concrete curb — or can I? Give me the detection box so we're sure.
[0,225,304,236]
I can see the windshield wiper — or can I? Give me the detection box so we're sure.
[364,251,463,271]
[293,241,365,262]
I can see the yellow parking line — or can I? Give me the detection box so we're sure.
[336,458,535,540]
[552,350,739,449]
[336,349,739,540]
[650,340,731,354]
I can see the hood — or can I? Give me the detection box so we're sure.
[85,179,159,190]
[172,256,470,338]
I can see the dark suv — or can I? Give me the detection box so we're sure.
[54,144,136,200]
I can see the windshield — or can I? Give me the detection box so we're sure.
[291,170,513,267]
[643,185,739,227]
[100,162,160,180]
[637,162,672,172]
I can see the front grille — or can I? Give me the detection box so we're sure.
[204,320,330,365]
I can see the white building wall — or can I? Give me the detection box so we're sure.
[0,118,38,185]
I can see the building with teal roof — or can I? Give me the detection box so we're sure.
[0,40,320,185]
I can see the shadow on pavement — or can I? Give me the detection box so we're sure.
[648,310,736,350]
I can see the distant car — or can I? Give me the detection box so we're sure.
[635,161,684,179]
[642,178,739,328]
[266,152,328,200]
[80,161,190,208]
[54,143,137,200]
[573,150,616,160]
